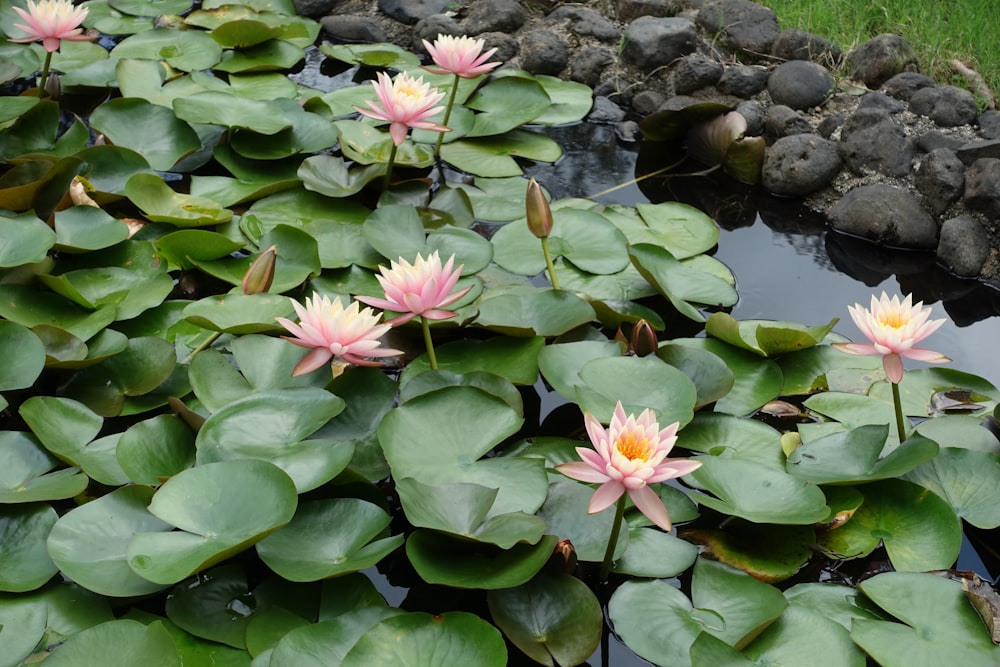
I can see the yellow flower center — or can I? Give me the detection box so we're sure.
[616,431,653,462]
[879,309,904,329]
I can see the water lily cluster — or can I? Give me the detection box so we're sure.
[2,2,1000,667]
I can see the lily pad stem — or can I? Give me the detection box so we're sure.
[540,236,561,290]
[891,380,908,442]
[421,316,438,370]
[598,495,627,583]
[382,141,399,191]
[434,73,460,157]
[182,331,222,364]
[38,51,53,98]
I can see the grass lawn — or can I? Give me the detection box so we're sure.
[759,0,1000,106]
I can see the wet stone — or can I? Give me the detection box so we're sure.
[569,46,615,87]
[320,15,387,43]
[938,215,990,277]
[964,158,1000,218]
[621,16,698,70]
[737,100,765,136]
[838,109,915,177]
[588,96,628,123]
[378,0,452,24]
[762,133,843,196]
[413,15,464,47]
[293,0,338,18]
[632,90,667,116]
[915,148,965,216]
[767,60,834,110]
[463,0,527,35]
[518,29,568,76]
[828,183,938,249]
[764,104,812,140]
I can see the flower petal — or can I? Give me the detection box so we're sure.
[628,485,673,531]
[588,481,625,514]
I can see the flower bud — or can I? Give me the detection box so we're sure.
[631,319,658,357]
[525,178,553,239]
[241,245,277,295]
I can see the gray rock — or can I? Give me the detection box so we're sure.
[595,75,633,108]
[736,100,765,136]
[767,60,834,110]
[908,85,980,127]
[621,16,698,70]
[293,0,337,18]
[378,0,452,24]
[817,111,848,139]
[956,140,1000,166]
[915,148,965,215]
[633,90,668,115]
[938,215,990,277]
[881,71,936,101]
[696,0,779,54]
[964,158,1000,217]
[980,111,1000,140]
[918,130,966,153]
[617,119,642,142]
[518,29,568,76]
[588,96,627,123]
[845,34,919,89]
[547,6,620,42]
[478,32,518,63]
[838,109,915,176]
[319,15,387,43]
[570,46,615,87]
[463,0,527,34]
[616,0,686,22]
[828,184,938,249]
[671,54,723,95]
[770,29,841,64]
[857,92,905,114]
[414,15,464,47]
[765,104,812,139]
[762,134,843,196]
[716,65,770,97]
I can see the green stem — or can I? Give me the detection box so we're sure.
[38,51,53,98]
[382,141,399,192]
[182,330,222,364]
[585,161,718,199]
[540,236,561,290]
[421,316,438,370]
[434,74,460,157]
[598,495,627,583]
[891,380,908,442]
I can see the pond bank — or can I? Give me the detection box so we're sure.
[305,0,1000,287]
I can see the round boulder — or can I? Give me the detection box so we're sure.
[937,215,989,277]
[845,34,919,89]
[762,134,843,196]
[767,60,834,109]
[518,29,569,76]
[622,16,698,70]
[914,148,965,216]
[696,0,779,54]
[838,109,915,176]
[908,85,980,127]
[828,184,938,249]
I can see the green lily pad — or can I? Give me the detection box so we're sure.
[230,101,338,159]
[0,285,117,343]
[126,173,232,227]
[657,343,735,410]
[475,286,596,337]
[396,477,546,549]
[298,154,384,199]
[334,119,436,167]
[0,320,44,391]
[111,28,223,71]
[0,503,58,592]
[399,336,544,387]
[464,76,551,137]
[914,415,1000,453]
[816,479,961,571]
[183,292,294,334]
[47,485,172,597]
[689,456,830,524]
[575,354,698,429]
[52,205,131,252]
[609,558,787,667]
[739,603,866,667]
[89,98,201,171]
[257,498,402,581]
[537,339,623,401]
[193,224,320,293]
[613,526,699,578]
[787,425,939,485]
[672,338,784,416]
[871,367,1000,417]
[127,459,298,585]
[852,572,1000,667]
[629,243,738,322]
[116,415,196,486]
[487,571,602,667]
[405,530,558,590]
[607,201,721,259]
[536,480,629,562]
[527,74,594,125]
[0,212,55,267]
[163,563,255,649]
[41,619,180,667]
[0,592,47,667]
[154,230,246,270]
[680,522,813,583]
[777,343,882,396]
[680,411,785,468]
[440,130,563,177]
[341,611,507,667]
[705,313,839,357]
[0,431,89,503]
[904,447,1000,528]
[320,42,420,69]
[491,207,630,275]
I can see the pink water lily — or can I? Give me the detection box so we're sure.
[11,0,92,52]
[355,71,449,146]
[833,292,950,383]
[422,34,501,78]
[276,295,401,376]
[556,402,701,531]
[357,251,471,326]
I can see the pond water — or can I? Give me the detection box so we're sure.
[524,123,1000,389]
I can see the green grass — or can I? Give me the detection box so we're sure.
[759,0,1000,103]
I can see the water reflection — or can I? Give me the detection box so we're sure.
[526,122,1000,385]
